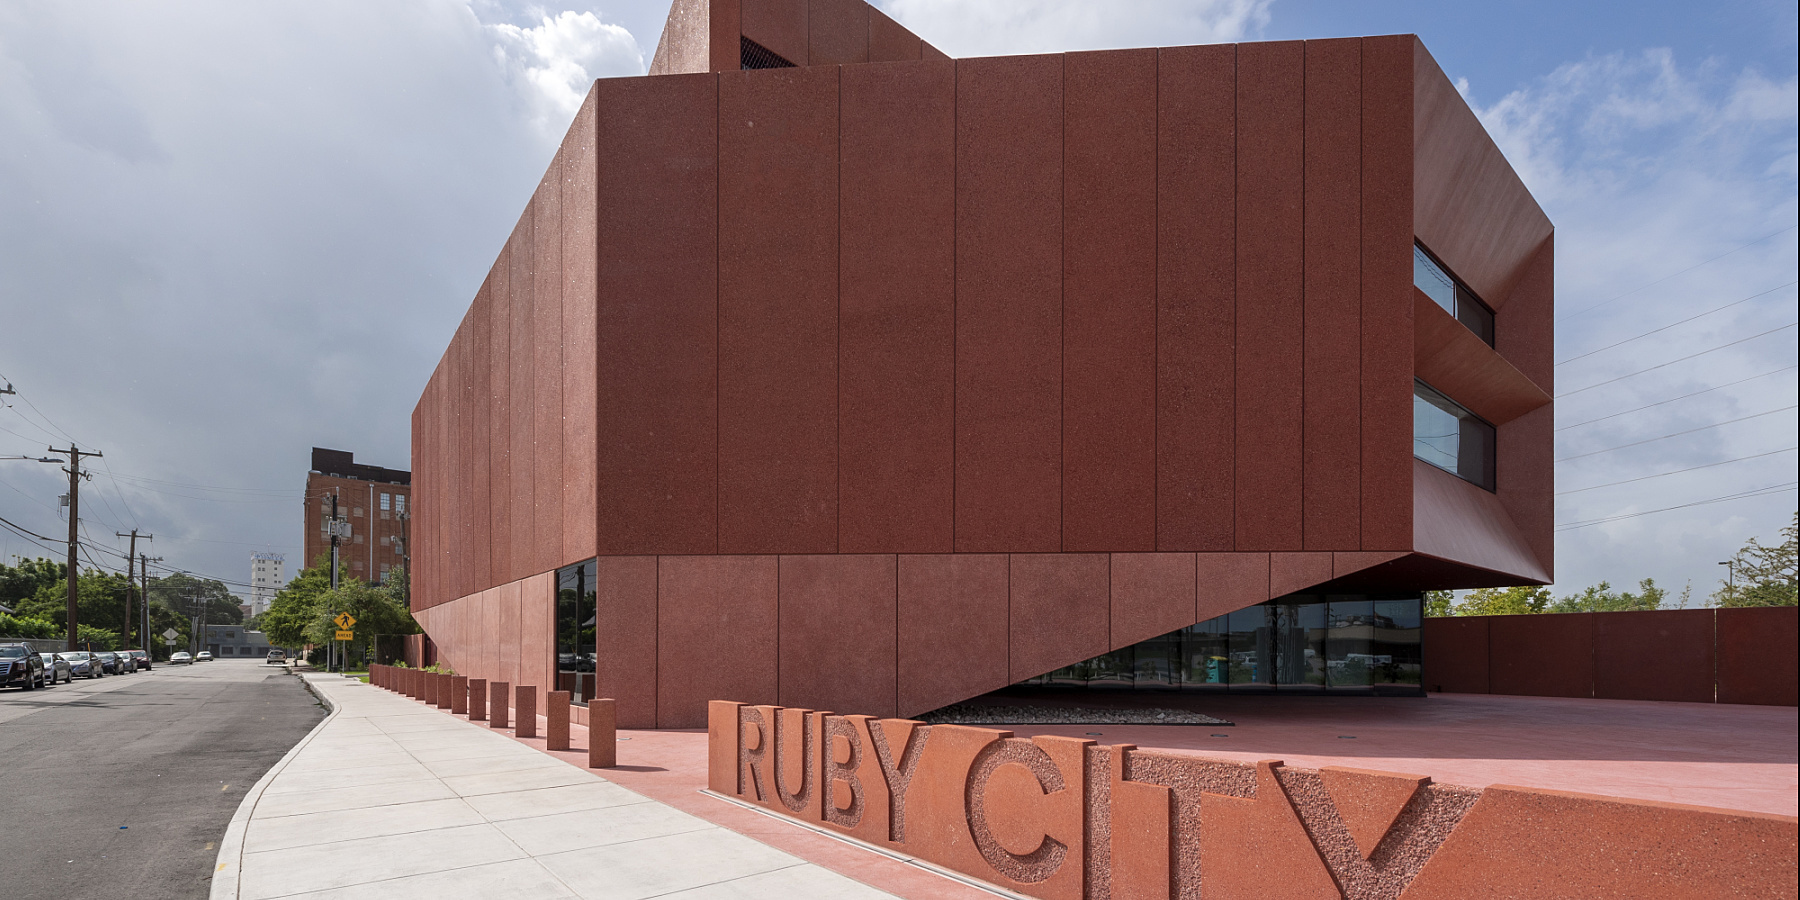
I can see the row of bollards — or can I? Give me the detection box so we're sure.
[368,664,616,768]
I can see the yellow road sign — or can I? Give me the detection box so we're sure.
[334,630,355,641]
[333,613,357,629]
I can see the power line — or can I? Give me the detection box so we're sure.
[1555,365,1798,432]
[1555,406,1797,463]
[1556,447,1798,495]
[1556,322,1798,399]
[1555,281,1797,367]
[1555,482,1798,531]
[1556,224,1798,323]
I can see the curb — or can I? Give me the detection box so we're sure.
[208,670,344,900]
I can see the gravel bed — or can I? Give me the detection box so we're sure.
[919,704,1232,726]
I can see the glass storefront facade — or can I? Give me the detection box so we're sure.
[555,559,597,706]
[1023,593,1424,695]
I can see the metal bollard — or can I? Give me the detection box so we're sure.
[490,682,510,729]
[515,686,537,739]
[588,698,617,769]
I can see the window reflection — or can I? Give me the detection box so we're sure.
[1021,594,1424,695]
[1414,243,1496,346]
[555,559,597,706]
[1415,380,1496,491]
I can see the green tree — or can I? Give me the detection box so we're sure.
[1423,590,1454,617]
[1452,585,1553,616]
[1550,578,1665,613]
[147,572,244,625]
[302,580,418,666]
[260,556,341,648]
[0,611,58,639]
[1714,512,1798,607]
[0,557,65,609]
[11,569,192,654]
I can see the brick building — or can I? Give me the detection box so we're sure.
[303,448,411,586]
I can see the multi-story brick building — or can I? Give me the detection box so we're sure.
[303,448,410,586]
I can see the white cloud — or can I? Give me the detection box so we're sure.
[878,0,1270,58]
[1464,49,1798,596]
[486,9,642,133]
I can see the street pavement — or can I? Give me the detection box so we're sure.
[214,673,897,900]
[0,660,325,899]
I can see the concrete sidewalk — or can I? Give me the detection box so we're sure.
[212,673,896,900]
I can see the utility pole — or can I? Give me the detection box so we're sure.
[49,445,102,651]
[117,530,151,651]
[142,554,162,654]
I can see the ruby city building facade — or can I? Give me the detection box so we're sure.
[409,0,1553,729]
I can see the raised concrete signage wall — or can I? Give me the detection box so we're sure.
[708,700,1799,899]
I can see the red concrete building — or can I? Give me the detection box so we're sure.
[410,0,1552,729]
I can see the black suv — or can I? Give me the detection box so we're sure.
[1,643,46,691]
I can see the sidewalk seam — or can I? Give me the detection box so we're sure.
[208,669,342,900]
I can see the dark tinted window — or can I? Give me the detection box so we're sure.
[1414,244,1495,347]
[1414,380,1497,491]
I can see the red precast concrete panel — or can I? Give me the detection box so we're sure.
[807,0,867,65]
[594,75,718,555]
[1196,552,1270,622]
[1489,612,1594,699]
[955,54,1064,553]
[481,585,501,688]
[1717,606,1799,706]
[897,554,1011,717]
[717,66,840,554]
[778,555,898,717]
[507,203,537,585]
[1156,44,1236,552]
[1009,554,1110,682]
[1422,615,1489,694]
[1359,36,1416,553]
[488,245,514,586]
[1110,553,1198,648]
[657,555,779,728]
[838,59,956,554]
[409,401,424,606]
[1062,49,1157,553]
[741,0,807,65]
[561,94,599,566]
[521,572,555,713]
[533,163,566,576]
[1302,38,1363,551]
[868,8,921,62]
[594,556,658,728]
[1269,552,1334,599]
[1234,40,1305,552]
[470,280,494,591]
[1496,248,1555,579]
[1594,609,1714,703]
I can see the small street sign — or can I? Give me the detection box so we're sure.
[162,628,179,641]
[335,630,355,641]
[162,637,176,647]
[333,613,357,630]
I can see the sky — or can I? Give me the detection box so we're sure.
[0,0,1794,605]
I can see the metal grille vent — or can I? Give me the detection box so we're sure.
[740,36,795,70]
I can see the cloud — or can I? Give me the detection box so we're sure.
[878,0,1270,57]
[1463,49,1798,595]
[487,9,643,133]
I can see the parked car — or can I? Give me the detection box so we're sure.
[265,649,287,665]
[38,653,72,685]
[169,651,193,665]
[126,650,151,671]
[60,650,99,679]
[95,651,128,675]
[1,643,46,690]
[195,651,213,662]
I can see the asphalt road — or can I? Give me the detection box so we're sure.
[0,660,325,899]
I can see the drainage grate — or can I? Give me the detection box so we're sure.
[741,36,795,70]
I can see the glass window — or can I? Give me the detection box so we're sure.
[1226,606,1270,690]
[1371,597,1423,691]
[396,495,406,513]
[380,493,391,511]
[1414,243,1495,346]
[1179,619,1229,690]
[556,559,598,706]
[1414,380,1496,491]
[1269,598,1328,692]
[1325,598,1375,689]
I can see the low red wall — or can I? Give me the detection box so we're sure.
[708,701,1798,900]
[1424,606,1797,705]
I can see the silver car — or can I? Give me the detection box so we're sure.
[38,653,72,685]
[60,650,99,679]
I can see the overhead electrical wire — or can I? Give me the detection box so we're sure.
[1555,365,1798,432]
[1556,322,1798,399]
[1556,447,1799,495]
[1555,482,1798,531]
[1556,224,1798,323]
[1555,406,1797,463]
[1555,280,1797,367]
